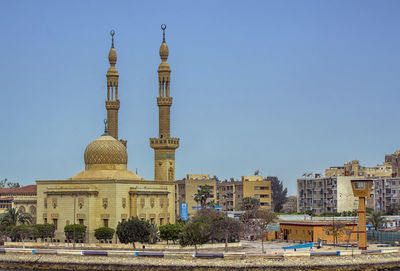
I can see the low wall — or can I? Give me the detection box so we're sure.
[4,241,242,250]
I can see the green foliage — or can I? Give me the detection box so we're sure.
[0,178,20,188]
[94,227,115,242]
[11,224,37,246]
[194,185,213,209]
[64,224,87,241]
[0,207,32,226]
[159,222,183,244]
[240,197,260,211]
[267,176,288,212]
[206,200,219,208]
[34,224,55,239]
[116,217,153,249]
[179,220,210,253]
[368,210,385,230]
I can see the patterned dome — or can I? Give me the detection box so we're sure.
[159,42,169,61]
[84,135,127,167]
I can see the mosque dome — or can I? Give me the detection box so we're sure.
[84,135,127,169]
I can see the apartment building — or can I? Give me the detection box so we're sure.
[297,176,361,215]
[325,160,392,178]
[175,174,217,217]
[367,177,400,212]
[218,180,243,212]
[242,176,272,209]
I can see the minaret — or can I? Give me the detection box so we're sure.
[150,25,180,181]
[106,30,120,140]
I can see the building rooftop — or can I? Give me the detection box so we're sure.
[0,185,37,195]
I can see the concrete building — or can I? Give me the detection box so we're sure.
[385,150,400,177]
[325,160,392,178]
[242,176,272,209]
[279,220,358,243]
[297,176,361,214]
[36,28,178,243]
[218,180,243,212]
[175,174,217,217]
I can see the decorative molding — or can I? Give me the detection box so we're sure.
[129,191,169,195]
[101,214,110,219]
[103,198,108,209]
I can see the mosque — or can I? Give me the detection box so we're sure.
[36,26,179,243]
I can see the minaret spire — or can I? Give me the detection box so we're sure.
[150,24,180,182]
[106,29,120,140]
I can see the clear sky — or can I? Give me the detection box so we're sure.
[1,1,399,195]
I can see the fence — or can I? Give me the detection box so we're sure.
[367,231,400,243]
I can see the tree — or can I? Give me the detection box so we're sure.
[206,200,219,208]
[241,209,277,253]
[281,196,297,213]
[323,221,346,246]
[267,176,288,212]
[94,227,115,243]
[12,225,37,248]
[0,178,20,188]
[0,207,32,226]
[194,185,213,209]
[214,217,242,252]
[368,210,385,231]
[116,217,152,249]
[34,224,55,242]
[64,224,87,242]
[192,209,221,243]
[179,220,209,254]
[240,197,260,211]
[159,222,183,244]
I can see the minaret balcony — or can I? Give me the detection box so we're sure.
[157,97,172,106]
[106,100,120,109]
[150,137,180,149]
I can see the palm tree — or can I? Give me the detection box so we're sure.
[368,210,385,240]
[0,207,33,226]
[368,210,385,231]
[194,185,213,209]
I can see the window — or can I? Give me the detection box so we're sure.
[393,190,397,195]
[53,219,58,230]
[160,218,164,226]
[260,194,269,198]
[103,219,109,227]
[325,231,330,236]
[346,230,350,236]
[79,219,84,225]
[254,186,260,190]
[260,186,269,190]
[260,202,266,206]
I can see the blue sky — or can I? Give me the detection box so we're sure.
[0,1,399,195]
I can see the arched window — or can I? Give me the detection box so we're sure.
[19,206,26,213]
[29,205,36,215]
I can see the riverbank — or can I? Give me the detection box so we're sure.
[1,252,400,270]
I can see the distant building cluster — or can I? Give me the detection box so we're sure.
[176,174,272,217]
[298,150,400,214]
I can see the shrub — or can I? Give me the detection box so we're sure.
[94,227,115,242]
[64,224,87,242]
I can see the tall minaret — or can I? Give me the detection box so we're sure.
[106,30,120,140]
[150,25,180,181]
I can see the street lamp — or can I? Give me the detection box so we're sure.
[351,179,373,250]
